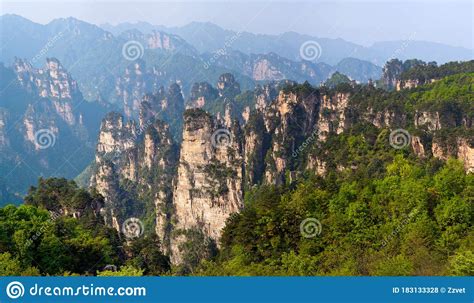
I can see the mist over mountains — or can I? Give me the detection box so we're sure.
[101,20,473,66]
[0,6,473,279]
[0,13,472,200]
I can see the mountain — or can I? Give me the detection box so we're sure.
[102,21,474,66]
[0,59,472,276]
[86,61,473,268]
[1,14,388,110]
[334,58,382,82]
[0,14,253,108]
[0,58,108,204]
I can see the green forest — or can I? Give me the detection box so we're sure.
[1,151,472,276]
[0,65,473,277]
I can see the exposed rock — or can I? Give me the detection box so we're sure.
[187,82,218,108]
[115,60,165,118]
[306,156,327,176]
[170,109,243,263]
[91,110,178,244]
[457,139,474,173]
[0,110,9,149]
[15,57,82,101]
[411,136,426,158]
[318,92,350,141]
[261,90,319,184]
[217,73,240,99]
[415,111,442,131]
[252,58,284,81]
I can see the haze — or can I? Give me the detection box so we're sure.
[1,0,473,50]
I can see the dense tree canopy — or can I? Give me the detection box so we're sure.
[197,157,473,276]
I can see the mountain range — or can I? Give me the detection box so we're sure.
[101,20,473,65]
[0,12,472,277]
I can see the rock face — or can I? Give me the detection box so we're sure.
[14,58,84,126]
[170,108,243,263]
[381,59,425,90]
[187,82,219,108]
[123,82,185,141]
[15,57,82,101]
[209,51,332,84]
[457,139,474,173]
[89,70,473,266]
[260,90,320,184]
[217,73,241,99]
[90,110,178,246]
[317,92,350,141]
[0,58,107,203]
[115,61,165,118]
[430,138,474,173]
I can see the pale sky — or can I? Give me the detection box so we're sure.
[1,0,473,49]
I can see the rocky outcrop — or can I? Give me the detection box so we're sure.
[187,82,218,108]
[14,57,82,101]
[217,73,241,99]
[410,136,426,158]
[128,82,185,141]
[115,60,165,118]
[170,109,243,263]
[431,138,474,173]
[88,71,474,266]
[0,110,9,149]
[252,59,285,81]
[414,111,442,131]
[14,58,84,126]
[457,139,474,173]
[0,59,106,203]
[381,59,426,90]
[317,92,350,141]
[257,89,320,183]
[90,110,178,245]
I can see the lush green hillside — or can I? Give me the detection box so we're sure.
[197,153,473,276]
[0,62,472,277]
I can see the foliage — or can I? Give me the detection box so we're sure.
[324,72,352,89]
[0,204,117,275]
[97,265,144,276]
[197,157,473,276]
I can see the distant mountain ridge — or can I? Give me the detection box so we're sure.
[101,20,473,66]
[0,14,384,105]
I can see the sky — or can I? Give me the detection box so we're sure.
[1,0,473,49]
